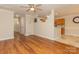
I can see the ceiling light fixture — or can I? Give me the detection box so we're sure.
[21,4,42,12]
[30,7,35,11]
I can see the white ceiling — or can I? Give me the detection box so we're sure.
[55,4,79,17]
[0,4,79,17]
[0,4,70,16]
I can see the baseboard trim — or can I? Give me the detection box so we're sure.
[34,34,55,40]
[0,37,14,41]
[65,34,79,37]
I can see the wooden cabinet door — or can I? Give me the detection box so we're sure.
[55,18,65,26]
[61,27,65,35]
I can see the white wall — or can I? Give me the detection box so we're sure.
[0,9,14,40]
[64,14,79,36]
[25,14,34,36]
[34,10,54,40]
[56,14,79,37]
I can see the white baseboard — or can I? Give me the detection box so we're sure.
[65,34,79,37]
[34,33,55,40]
[0,36,14,41]
[25,33,34,36]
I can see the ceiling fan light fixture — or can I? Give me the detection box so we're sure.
[21,4,42,12]
[30,7,35,11]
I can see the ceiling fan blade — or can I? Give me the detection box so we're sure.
[35,7,42,11]
[20,6,29,8]
[26,9,30,12]
[34,10,37,12]
[37,8,42,11]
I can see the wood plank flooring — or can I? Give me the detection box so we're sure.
[0,33,79,54]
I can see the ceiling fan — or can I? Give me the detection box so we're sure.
[21,4,42,12]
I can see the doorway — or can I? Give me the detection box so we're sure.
[14,15,25,38]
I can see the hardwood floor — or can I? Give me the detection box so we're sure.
[0,33,79,54]
[55,35,79,48]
